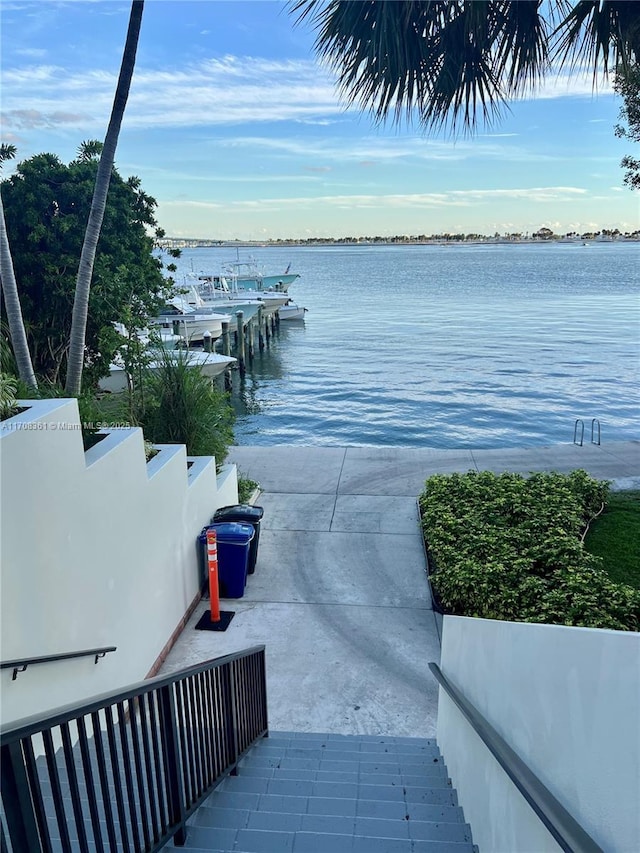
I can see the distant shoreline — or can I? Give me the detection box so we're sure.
[160,236,640,250]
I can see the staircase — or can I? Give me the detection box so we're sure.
[1,649,476,853]
[170,731,475,852]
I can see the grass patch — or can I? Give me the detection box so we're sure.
[584,490,640,590]
[238,477,259,504]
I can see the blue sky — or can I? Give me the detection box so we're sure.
[2,0,639,239]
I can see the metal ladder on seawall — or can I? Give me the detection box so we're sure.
[573,418,601,446]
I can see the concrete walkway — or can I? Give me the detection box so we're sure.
[159,440,639,739]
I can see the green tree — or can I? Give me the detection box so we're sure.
[0,144,37,389]
[1,149,172,388]
[290,1,640,133]
[615,62,640,190]
[66,0,144,395]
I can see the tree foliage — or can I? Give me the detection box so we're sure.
[0,148,173,388]
[615,62,640,190]
[290,1,640,133]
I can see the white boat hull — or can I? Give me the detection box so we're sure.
[192,289,290,317]
[278,304,308,321]
[99,352,236,393]
[244,272,300,292]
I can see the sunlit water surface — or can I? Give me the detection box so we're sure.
[173,242,639,448]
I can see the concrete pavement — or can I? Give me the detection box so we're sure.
[158,440,639,738]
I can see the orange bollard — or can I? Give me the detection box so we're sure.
[206,528,220,622]
[195,528,234,632]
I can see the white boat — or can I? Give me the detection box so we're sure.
[205,258,300,292]
[99,351,237,393]
[150,297,228,344]
[186,284,290,319]
[278,303,308,321]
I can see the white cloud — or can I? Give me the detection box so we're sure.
[14,47,48,58]
[1,56,345,132]
[519,68,614,101]
[1,53,616,135]
[159,186,587,214]
[214,133,558,166]
[123,163,321,183]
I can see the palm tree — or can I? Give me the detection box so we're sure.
[0,144,37,390]
[65,0,144,395]
[289,1,640,133]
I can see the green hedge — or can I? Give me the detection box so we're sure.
[418,470,640,631]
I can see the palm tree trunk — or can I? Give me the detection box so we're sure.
[65,0,144,395]
[0,192,37,389]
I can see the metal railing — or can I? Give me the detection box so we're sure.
[1,646,117,681]
[0,645,268,852]
[574,418,585,445]
[573,417,602,446]
[429,662,603,853]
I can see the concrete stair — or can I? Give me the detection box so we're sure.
[31,730,475,852]
[171,731,475,852]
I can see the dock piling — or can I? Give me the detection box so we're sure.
[221,320,232,390]
[236,311,245,376]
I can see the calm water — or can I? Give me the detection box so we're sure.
[174,242,639,448]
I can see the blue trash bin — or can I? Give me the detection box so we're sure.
[212,504,264,574]
[199,522,254,599]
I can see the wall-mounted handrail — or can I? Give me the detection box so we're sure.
[0,645,268,852]
[429,662,603,853]
[1,646,117,680]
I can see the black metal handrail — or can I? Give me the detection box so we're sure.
[1,645,268,852]
[1,646,117,681]
[429,662,603,853]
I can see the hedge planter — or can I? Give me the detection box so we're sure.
[418,470,640,631]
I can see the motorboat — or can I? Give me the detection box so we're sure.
[185,284,290,319]
[200,258,300,292]
[99,324,236,392]
[99,351,237,393]
[196,299,262,330]
[278,303,308,321]
[150,297,228,344]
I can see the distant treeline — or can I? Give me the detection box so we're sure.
[158,228,640,250]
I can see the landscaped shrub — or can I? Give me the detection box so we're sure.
[419,470,640,631]
[136,348,235,465]
[0,373,19,420]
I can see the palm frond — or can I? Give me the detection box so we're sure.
[553,0,640,78]
[289,0,550,133]
[490,0,550,92]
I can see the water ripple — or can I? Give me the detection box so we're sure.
[176,243,639,448]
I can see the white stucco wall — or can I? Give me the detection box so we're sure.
[0,398,238,725]
[437,615,640,853]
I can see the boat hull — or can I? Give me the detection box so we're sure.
[242,273,300,292]
[150,314,224,344]
[198,271,300,293]
[100,352,236,393]
[278,304,307,321]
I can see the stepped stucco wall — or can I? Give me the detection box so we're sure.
[0,398,237,724]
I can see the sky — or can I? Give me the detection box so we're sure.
[2,0,639,240]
